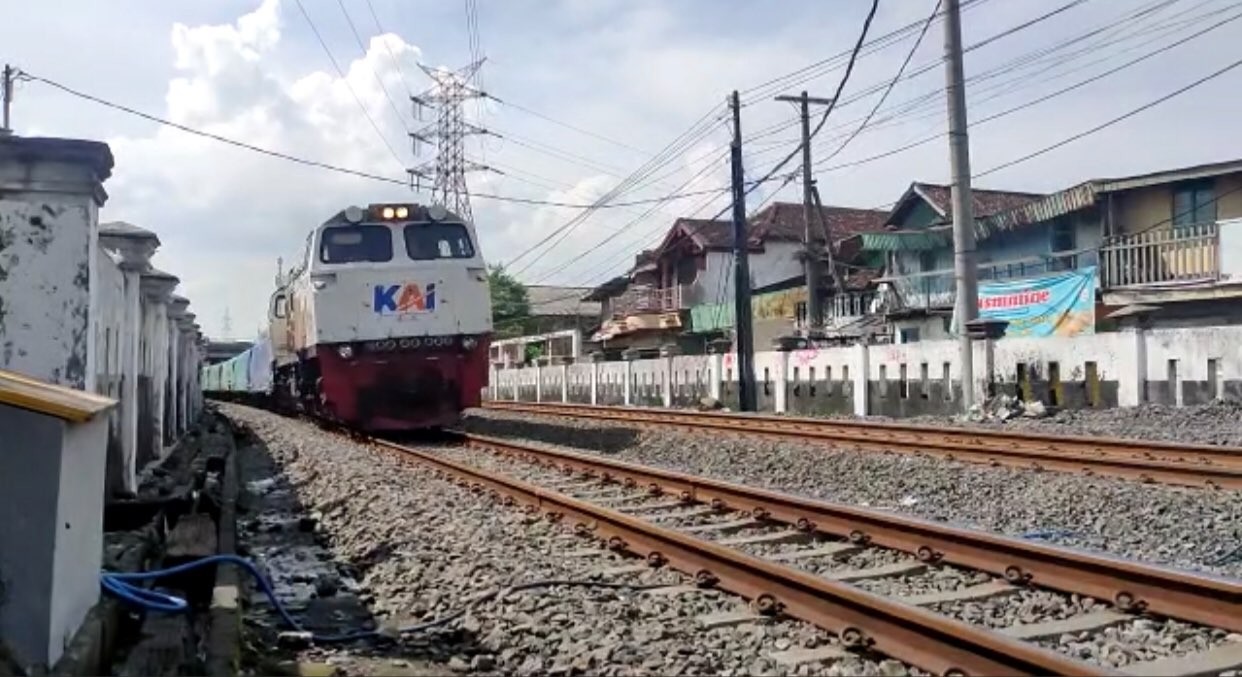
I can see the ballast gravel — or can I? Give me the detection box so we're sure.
[462,409,1242,579]
[222,404,914,676]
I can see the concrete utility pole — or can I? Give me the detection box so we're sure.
[943,0,980,412]
[1,65,14,136]
[775,91,836,333]
[729,90,757,412]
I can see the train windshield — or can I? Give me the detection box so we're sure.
[403,222,475,260]
[320,225,393,264]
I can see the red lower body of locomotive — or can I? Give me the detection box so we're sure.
[275,334,490,431]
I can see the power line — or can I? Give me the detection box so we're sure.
[500,103,729,270]
[486,94,653,156]
[293,0,407,170]
[975,54,1242,179]
[17,70,767,211]
[335,0,410,131]
[821,0,942,164]
[809,5,1242,173]
[709,0,881,223]
[362,0,416,100]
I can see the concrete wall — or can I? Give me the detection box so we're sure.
[0,149,103,389]
[492,325,1242,416]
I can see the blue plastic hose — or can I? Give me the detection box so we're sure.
[102,554,668,644]
[100,553,377,643]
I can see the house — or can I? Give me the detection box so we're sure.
[488,285,599,366]
[583,202,889,355]
[864,182,1057,342]
[870,159,1242,340]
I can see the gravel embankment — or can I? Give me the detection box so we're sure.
[462,409,1242,579]
[223,404,914,676]
[434,445,1242,672]
[895,400,1242,447]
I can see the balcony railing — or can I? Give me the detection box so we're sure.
[878,254,1080,313]
[1100,223,1219,288]
[608,284,685,317]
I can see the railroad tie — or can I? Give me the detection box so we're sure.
[620,499,686,514]
[716,530,808,547]
[896,580,1015,606]
[768,646,848,668]
[823,561,927,582]
[591,564,651,578]
[1122,641,1242,676]
[681,517,761,534]
[642,584,703,598]
[766,543,862,562]
[573,486,628,499]
[647,505,717,521]
[1000,610,1130,640]
[594,494,653,508]
[696,610,767,629]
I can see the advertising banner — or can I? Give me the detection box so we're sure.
[973,266,1096,337]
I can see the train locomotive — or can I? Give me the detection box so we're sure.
[202,202,493,431]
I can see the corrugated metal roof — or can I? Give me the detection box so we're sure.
[859,229,951,252]
[975,182,1098,238]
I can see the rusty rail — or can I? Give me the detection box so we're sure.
[482,401,1242,490]
[460,432,1242,634]
[366,436,1103,676]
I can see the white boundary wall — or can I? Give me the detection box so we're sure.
[490,327,1242,416]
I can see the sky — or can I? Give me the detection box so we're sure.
[5,0,1242,339]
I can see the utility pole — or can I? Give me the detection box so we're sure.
[943,0,979,412]
[775,92,835,333]
[729,90,757,413]
[1,65,14,136]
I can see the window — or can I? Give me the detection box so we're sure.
[273,294,289,319]
[404,222,475,260]
[320,225,393,263]
[1172,179,1216,227]
[900,327,921,343]
[1050,219,1075,252]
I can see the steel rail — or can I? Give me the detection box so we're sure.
[482,401,1242,489]
[460,431,1242,634]
[365,436,1102,676]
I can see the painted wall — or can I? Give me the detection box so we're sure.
[1111,173,1242,234]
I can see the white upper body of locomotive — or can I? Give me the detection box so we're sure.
[269,203,492,365]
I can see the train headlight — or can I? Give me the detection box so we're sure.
[461,336,478,351]
[395,206,410,219]
[337,345,354,359]
[381,206,396,219]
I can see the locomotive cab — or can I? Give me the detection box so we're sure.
[287,203,493,430]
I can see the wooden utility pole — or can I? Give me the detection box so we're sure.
[943,0,980,412]
[729,91,757,412]
[775,91,835,332]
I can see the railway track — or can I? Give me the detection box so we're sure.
[355,429,1242,677]
[482,401,1242,490]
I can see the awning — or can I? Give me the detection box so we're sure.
[859,229,951,252]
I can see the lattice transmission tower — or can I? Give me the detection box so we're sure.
[408,60,493,223]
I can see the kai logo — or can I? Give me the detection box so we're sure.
[374,282,436,315]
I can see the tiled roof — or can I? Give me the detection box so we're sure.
[526,285,600,317]
[912,182,1046,221]
[749,202,890,245]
